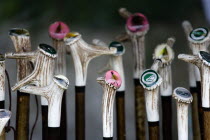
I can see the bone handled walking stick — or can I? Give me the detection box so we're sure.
[182,20,201,140]
[0,56,5,109]
[118,8,149,140]
[93,39,126,140]
[178,51,210,139]
[182,24,210,139]
[0,109,12,140]
[97,70,122,140]
[153,37,175,140]
[172,87,193,140]
[49,21,70,140]
[8,28,32,140]
[64,32,117,140]
[6,43,57,140]
[19,75,69,140]
[140,59,162,140]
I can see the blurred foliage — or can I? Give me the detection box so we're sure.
[0,0,203,28]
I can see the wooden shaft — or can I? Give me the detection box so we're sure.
[190,87,201,140]
[60,91,67,140]
[196,81,204,139]
[0,101,4,109]
[0,129,5,140]
[48,127,60,140]
[203,108,210,140]
[42,106,48,140]
[103,137,113,140]
[16,91,30,140]
[161,96,172,140]
[134,79,145,140]
[116,91,126,140]
[148,122,159,140]
[75,86,85,140]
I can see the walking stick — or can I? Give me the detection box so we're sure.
[8,28,32,140]
[140,59,162,140]
[18,75,69,140]
[182,24,210,139]
[49,21,70,140]
[0,109,11,140]
[178,51,210,139]
[118,8,149,140]
[64,32,117,140]
[97,70,122,140]
[93,39,126,140]
[182,20,201,140]
[0,56,5,109]
[6,43,57,140]
[172,87,193,140]
[153,37,175,140]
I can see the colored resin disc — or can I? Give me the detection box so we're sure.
[153,44,174,64]
[105,70,122,89]
[126,13,149,32]
[109,41,125,55]
[39,43,57,54]
[0,109,11,118]
[64,32,80,43]
[49,21,70,40]
[53,75,69,89]
[9,28,29,36]
[190,27,208,41]
[173,87,193,103]
[140,69,162,90]
[199,51,210,65]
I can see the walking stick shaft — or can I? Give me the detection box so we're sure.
[0,101,4,109]
[116,91,126,140]
[196,81,204,139]
[16,91,30,140]
[203,108,210,140]
[60,91,67,140]
[48,127,60,140]
[42,106,48,140]
[134,79,145,140]
[75,86,85,140]
[190,87,201,140]
[148,122,159,140]
[161,96,172,140]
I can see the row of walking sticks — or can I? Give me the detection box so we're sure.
[0,7,208,140]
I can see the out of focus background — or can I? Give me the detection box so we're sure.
[0,0,209,139]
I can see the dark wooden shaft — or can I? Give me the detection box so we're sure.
[75,86,85,140]
[161,96,172,140]
[60,91,67,140]
[203,108,210,140]
[0,129,5,140]
[103,137,113,140]
[0,101,4,109]
[196,81,204,140]
[48,127,60,140]
[16,91,30,140]
[42,106,48,140]
[190,87,201,140]
[148,122,159,140]
[116,91,126,140]
[0,101,5,140]
[134,79,145,140]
